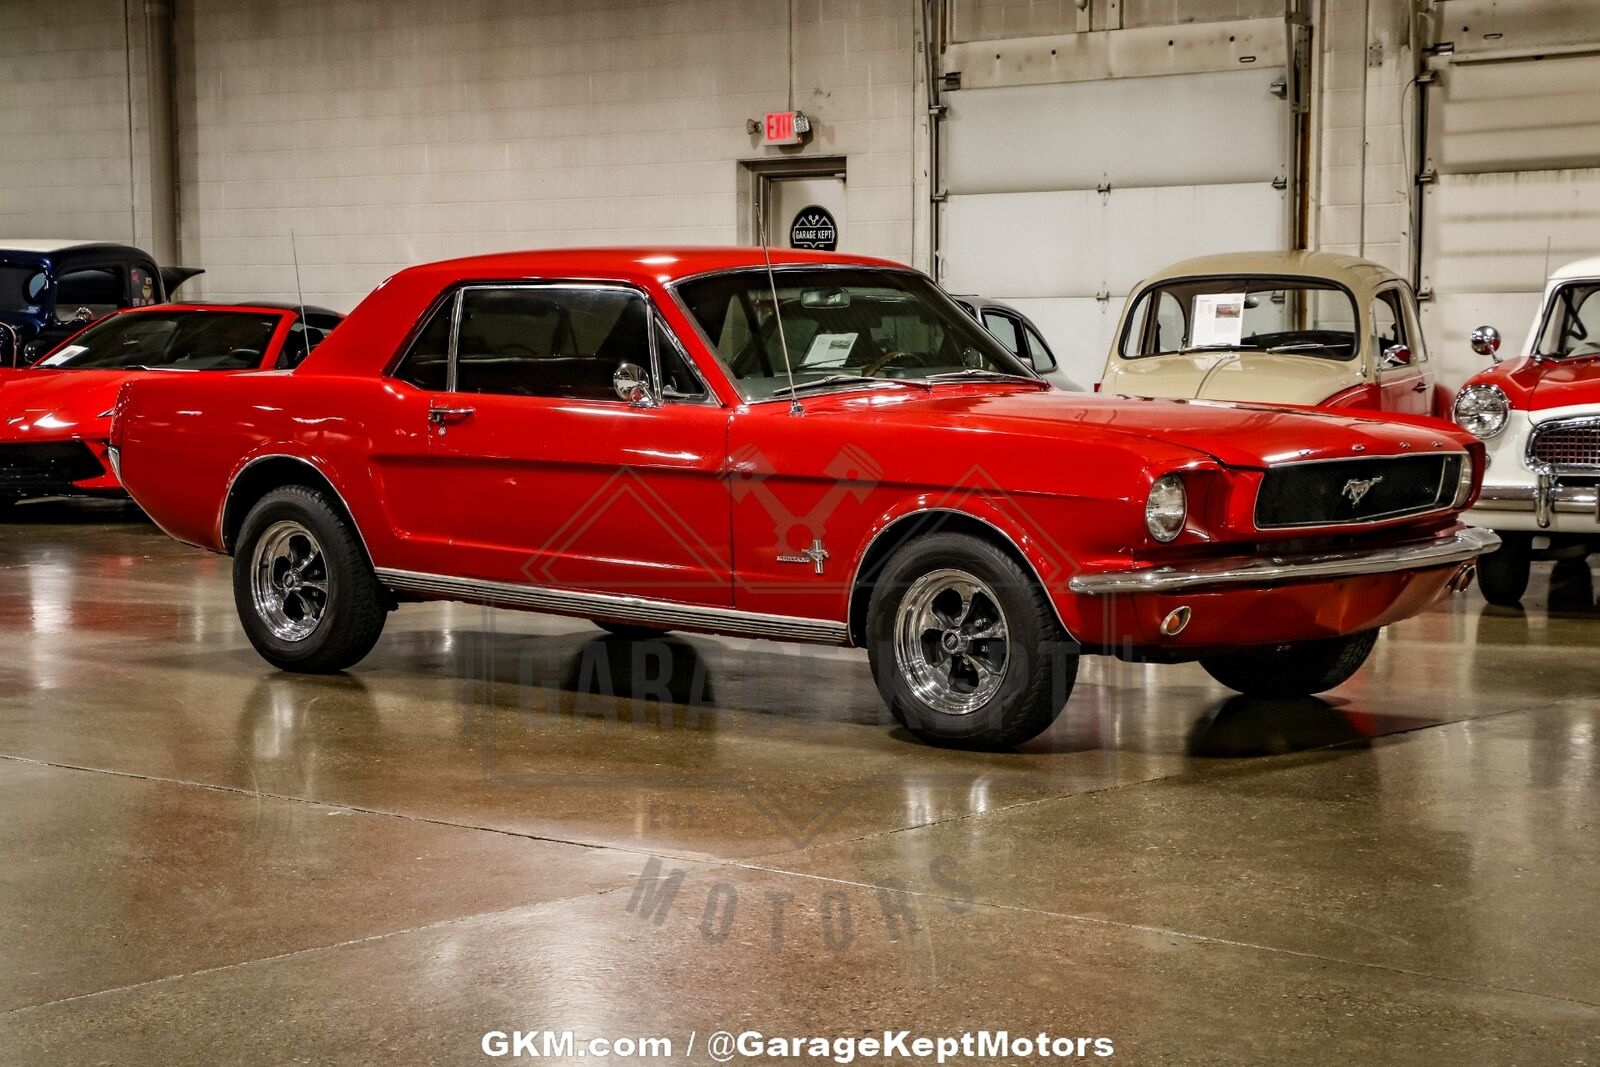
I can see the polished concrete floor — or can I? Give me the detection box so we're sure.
[0,501,1596,1065]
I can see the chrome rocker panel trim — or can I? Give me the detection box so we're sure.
[373,568,849,645]
[1067,527,1500,595]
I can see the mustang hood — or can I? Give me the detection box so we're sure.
[0,370,143,439]
[828,387,1466,469]
[1103,352,1356,407]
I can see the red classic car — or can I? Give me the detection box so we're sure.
[109,248,1496,749]
[0,302,341,505]
[1453,256,1600,604]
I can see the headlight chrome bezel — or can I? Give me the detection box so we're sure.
[1453,384,1510,439]
[1145,473,1187,543]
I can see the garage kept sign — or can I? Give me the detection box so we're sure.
[789,205,838,251]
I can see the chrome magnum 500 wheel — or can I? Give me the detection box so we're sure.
[232,486,387,673]
[867,532,1076,749]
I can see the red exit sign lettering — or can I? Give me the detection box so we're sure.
[763,111,801,146]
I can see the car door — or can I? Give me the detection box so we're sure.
[1372,286,1430,414]
[383,282,732,605]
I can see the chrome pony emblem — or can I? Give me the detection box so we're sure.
[777,538,830,575]
[1342,476,1384,506]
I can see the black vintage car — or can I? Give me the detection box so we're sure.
[0,240,201,366]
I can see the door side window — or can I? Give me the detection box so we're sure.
[1372,290,1412,369]
[1121,290,1186,357]
[391,296,455,390]
[55,265,126,320]
[455,287,646,401]
[1022,323,1058,372]
[981,310,1021,354]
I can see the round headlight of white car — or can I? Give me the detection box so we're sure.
[1453,384,1509,439]
[1145,474,1187,542]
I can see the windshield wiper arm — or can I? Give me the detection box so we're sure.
[922,368,1041,384]
[769,374,886,398]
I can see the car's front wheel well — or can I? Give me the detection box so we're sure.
[221,457,363,561]
[848,510,1057,645]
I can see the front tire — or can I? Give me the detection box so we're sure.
[866,532,1076,749]
[1200,629,1379,698]
[232,486,387,673]
[1476,532,1531,606]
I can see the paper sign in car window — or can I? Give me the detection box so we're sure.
[38,345,88,367]
[1191,294,1246,348]
[804,332,858,368]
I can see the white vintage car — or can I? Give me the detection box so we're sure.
[1099,251,1438,416]
[1453,256,1600,605]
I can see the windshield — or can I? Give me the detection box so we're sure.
[0,264,50,314]
[1536,282,1600,358]
[674,268,1036,400]
[1121,276,1359,361]
[36,310,282,370]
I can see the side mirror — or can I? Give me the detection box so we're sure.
[1381,344,1412,368]
[71,306,94,325]
[1470,325,1502,359]
[612,362,659,407]
[1018,352,1036,372]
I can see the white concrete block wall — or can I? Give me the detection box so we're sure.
[166,0,922,309]
[0,0,151,243]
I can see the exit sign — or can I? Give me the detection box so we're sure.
[763,111,805,146]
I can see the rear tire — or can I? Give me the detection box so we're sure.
[232,486,387,673]
[866,532,1076,749]
[1476,532,1531,606]
[1200,629,1379,698]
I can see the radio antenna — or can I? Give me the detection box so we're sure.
[289,229,309,350]
[759,213,803,416]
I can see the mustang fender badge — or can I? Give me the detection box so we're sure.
[1343,476,1383,506]
[777,538,830,575]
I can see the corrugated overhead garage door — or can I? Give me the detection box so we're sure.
[1419,50,1600,387]
[938,66,1294,386]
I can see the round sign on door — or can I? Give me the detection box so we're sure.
[790,205,838,251]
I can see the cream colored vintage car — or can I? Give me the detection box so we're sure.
[1099,251,1438,416]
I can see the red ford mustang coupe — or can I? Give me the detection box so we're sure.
[1,302,341,505]
[109,248,1496,748]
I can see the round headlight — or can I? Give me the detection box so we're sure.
[1453,384,1509,439]
[1145,474,1187,542]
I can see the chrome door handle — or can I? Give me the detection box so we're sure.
[427,405,475,425]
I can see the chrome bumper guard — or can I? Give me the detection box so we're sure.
[1471,478,1597,528]
[1068,527,1500,595]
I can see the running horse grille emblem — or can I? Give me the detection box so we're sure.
[1342,476,1384,507]
[777,538,830,575]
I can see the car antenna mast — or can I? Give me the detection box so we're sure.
[290,229,310,351]
[760,215,803,416]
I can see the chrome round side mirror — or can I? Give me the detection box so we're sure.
[71,306,94,324]
[1470,325,1501,358]
[612,362,658,407]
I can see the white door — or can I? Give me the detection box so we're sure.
[938,66,1294,388]
[1418,50,1600,389]
[764,176,847,252]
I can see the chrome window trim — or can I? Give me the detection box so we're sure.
[386,279,721,407]
[1251,452,1468,531]
[373,567,847,645]
[1526,414,1600,475]
[1069,526,1498,595]
[218,453,375,565]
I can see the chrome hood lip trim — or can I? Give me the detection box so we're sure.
[1068,526,1499,595]
[373,568,849,645]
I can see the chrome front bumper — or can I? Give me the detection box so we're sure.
[1068,527,1500,595]
[1470,478,1597,528]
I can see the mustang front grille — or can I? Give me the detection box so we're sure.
[1255,454,1461,529]
[1530,418,1600,472]
[0,442,105,495]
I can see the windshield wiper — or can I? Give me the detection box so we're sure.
[1263,342,1335,352]
[922,368,1042,384]
[769,374,888,399]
